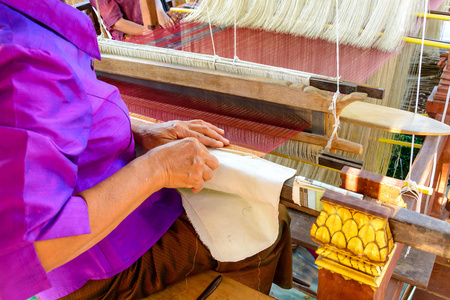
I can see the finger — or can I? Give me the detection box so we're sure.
[185,123,230,147]
[204,153,219,171]
[189,120,225,135]
[191,185,203,194]
[202,165,214,182]
[176,123,226,148]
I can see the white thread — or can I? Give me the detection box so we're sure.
[188,0,422,52]
[234,4,239,62]
[325,0,341,151]
[180,234,199,299]
[205,0,219,65]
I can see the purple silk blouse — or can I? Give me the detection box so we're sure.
[0,1,183,299]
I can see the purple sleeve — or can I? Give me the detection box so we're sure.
[0,45,92,299]
[90,0,123,28]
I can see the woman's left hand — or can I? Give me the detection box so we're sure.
[132,119,230,150]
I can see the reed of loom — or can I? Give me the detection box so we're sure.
[95,0,450,188]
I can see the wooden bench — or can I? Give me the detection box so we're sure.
[143,270,273,299]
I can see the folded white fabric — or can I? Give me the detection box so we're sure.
[178,148,296,262]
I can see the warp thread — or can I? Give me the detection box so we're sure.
[187,0,427,52]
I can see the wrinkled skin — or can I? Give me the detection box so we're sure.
[133,119,230,193]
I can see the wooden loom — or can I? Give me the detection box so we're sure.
[76,1,450,299]
[94,53,450,300]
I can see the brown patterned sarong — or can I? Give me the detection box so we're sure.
[60,205,292,299]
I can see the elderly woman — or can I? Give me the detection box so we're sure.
[90,0,176,40]
[0,1,293,299]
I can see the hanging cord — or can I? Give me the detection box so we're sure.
[180,234,199,300]
[205,0,219,66]
[405,0,429,259]
[234,5,240,62]
[325,0,341,150]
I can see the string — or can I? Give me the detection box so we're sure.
[180,233,199,300]
[205,0,219,65]
[257,253,262,292]
[234,3,239,62]
[325,0,341,151]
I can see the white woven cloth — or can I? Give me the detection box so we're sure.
[178,149,296,262]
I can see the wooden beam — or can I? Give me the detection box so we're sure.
[389,206,450,259]
[130,113,363,154]
[96,55,365,114]
[408,136,447,213]
[291,131,363,154]
[429,137,450,217]
[340,166,405,205]
[310,77,385,100]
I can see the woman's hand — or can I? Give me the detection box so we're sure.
[157,11,175,29]
[132,118,230,151]
[146,137,219,193]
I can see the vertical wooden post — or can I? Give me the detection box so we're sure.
[140,0,159,29]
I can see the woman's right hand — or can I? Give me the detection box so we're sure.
[157,11,175,29]
[146,137,219,193]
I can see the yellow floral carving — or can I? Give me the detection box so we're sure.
[310,200,394,273]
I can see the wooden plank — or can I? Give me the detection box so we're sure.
[430,136,450,217]
[310,77,385,100]
[409,136,447,213]
[389,206,450,259]
[340,166,405,205]
[393,246,435,288]
[419,259,450,298]
[288,208,320,250]
[340,102,450,136]
[384,279,404,300]
[96,55,364,114]
[291,131,363,154]
[409,136,445,186]
[143,270,272,299]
